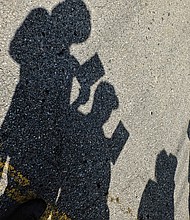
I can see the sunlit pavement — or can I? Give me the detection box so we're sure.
[0,1,189,219]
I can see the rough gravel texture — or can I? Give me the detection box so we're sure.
[0,0,189,219]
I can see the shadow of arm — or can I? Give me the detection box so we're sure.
[109,121,129,165]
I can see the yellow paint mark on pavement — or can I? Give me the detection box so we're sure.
[41,204,71,220]
[0,161,29,186]
[5,187,36,203]
[0,159,71,219]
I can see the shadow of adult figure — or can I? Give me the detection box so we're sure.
[0,1,129,219]
[0,0,93,207]
[138,150,177,220]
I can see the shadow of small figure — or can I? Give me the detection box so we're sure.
[187,121,190,217]
[138,150,177,220]
[58,81,129,219]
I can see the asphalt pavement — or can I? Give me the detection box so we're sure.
[0,0,189,219]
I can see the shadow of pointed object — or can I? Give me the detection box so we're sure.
[138,150,177,220]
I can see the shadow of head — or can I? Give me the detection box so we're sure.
[51,0,91,47]
[90,82,119,126]
[9,0,91,64]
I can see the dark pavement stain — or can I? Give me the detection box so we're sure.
[0,0,129,219]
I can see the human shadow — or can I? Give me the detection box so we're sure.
[187,121,190,216]
[0,1,129,219]
[138,150,177,220]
